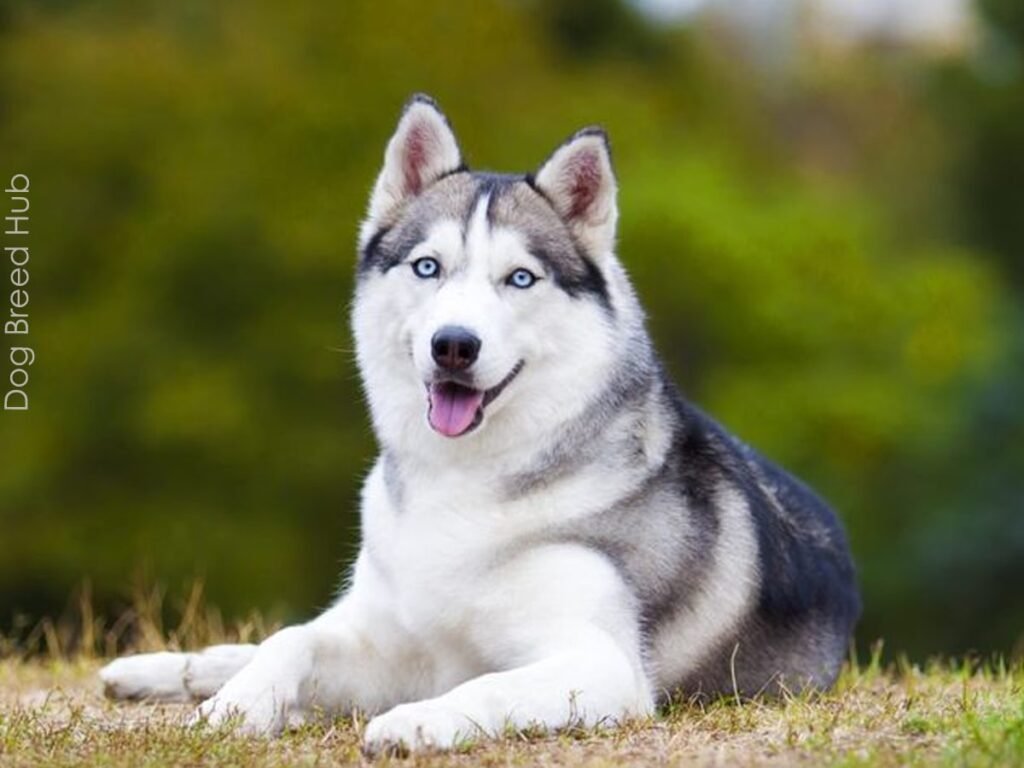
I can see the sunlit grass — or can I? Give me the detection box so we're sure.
[1,592,1022,766]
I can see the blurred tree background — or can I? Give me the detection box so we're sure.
[0,0,1021,660]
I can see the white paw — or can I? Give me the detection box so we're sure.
[188,674,295,736]
[100,652,190,701]
[183,644,258,698]
[363,700,480,754]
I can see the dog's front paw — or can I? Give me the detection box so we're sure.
[100,652,190,701]
[363,700,480,754]
[189,677,295,736]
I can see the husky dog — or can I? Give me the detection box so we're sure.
[100,95,860,752]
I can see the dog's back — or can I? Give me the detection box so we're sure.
[663,399,860,697]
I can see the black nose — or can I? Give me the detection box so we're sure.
[431,326,481,371]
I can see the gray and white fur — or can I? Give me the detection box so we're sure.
[100,95,860,753]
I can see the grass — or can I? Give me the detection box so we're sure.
[1,589,1022,766]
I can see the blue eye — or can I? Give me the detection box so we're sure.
[507,268,537,289]
[412,257,440,279]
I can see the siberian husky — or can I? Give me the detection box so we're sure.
[100,95,860,752]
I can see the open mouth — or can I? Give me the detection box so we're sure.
[426,360,524,438]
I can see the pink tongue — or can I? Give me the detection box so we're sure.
[428,383,485,437]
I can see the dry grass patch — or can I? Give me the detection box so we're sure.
[2,591,1021,766]
[0,656,1021,767]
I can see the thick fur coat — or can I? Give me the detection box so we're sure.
[100,96,860,753]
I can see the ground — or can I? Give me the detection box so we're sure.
[0,656,1021,767]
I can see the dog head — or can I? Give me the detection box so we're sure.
[353,95,644,462]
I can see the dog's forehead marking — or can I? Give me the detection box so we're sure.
[463,192,494,272]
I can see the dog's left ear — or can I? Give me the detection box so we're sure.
[533,128,617,257]
[365,94,464,229]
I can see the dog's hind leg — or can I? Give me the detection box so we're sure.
[100,643,258,702]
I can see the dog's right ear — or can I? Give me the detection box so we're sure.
[365,95,463,229]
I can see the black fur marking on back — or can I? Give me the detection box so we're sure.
[678,402,860,632]
[743,454,861,629]
[665,399,861,696]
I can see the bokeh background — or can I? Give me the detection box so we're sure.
[1,0,1022,661]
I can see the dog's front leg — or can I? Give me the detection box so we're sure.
[190,622,318,734]
[363,623,653,753]
[192,561,412,735]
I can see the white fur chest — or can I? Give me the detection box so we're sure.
[358,460,525,665]
[357,447,651,635]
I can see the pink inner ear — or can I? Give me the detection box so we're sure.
[567,149,602,220]
[403,123,430,196]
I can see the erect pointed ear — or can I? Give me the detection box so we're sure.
[366,94,464,226]
[533,128,617,256]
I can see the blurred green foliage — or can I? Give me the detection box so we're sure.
[0,0,1021,659]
